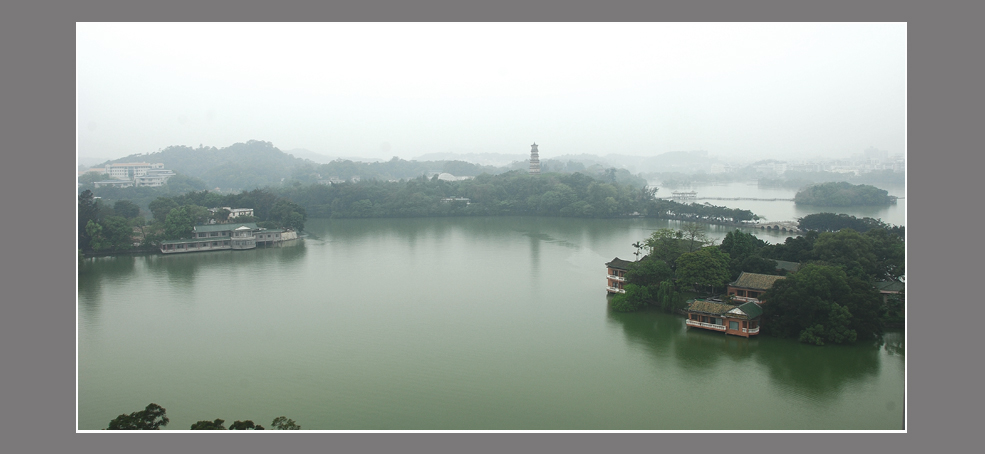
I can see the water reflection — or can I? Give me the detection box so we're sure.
[139,240,307,285]
[605,304,888,404]
[672,326,758,372]
[753,339,882,403]
[605,309,678,361]
[78,255,138,314]
[881,331,905,356]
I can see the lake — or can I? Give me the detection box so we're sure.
[651,181,906,228]
[78,213,905,430]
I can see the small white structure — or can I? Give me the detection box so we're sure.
[436,173,474,182]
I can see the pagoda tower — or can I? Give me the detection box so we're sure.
[528,143,541,175]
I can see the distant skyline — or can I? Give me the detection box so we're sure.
[77,23,905,162]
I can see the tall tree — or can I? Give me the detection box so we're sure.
[643,228,688,267]
[271,416,301,430]
[106,403,169,430]
[674,247,731,294]
[625,257,674,289]
[813,229,878,280]
[100,216,134,250]
[191,419,226,430]
[164,206,194,239]
[229,420,265,430]
[680,222,712,253]
[608,283,650,312]
[79,190,100,251]
[85,220,105,252]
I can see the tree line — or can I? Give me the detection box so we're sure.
[79,171,764,256]
[611,222,905,346]
[794,181,896,206]
[271,170,758,222]
[77,188,307,255]
[798,212,905,236]
[105,403,300,430]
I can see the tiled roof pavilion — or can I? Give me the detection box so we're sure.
[730,272,786,291]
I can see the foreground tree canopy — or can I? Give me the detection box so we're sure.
[106,403,169,430]
[106,405,301,430]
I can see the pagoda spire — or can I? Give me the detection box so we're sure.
[529,143,541,175]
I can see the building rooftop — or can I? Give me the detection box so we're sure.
[687,299,736,315]
[107,162,158,167]
[192,222,259,233]
[605,257,636,270]
[160,238,229,245]
[726,301,764,319]
[730,272,786,290]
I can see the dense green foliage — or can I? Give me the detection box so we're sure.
[271,416,302,430]
[273,171,662,219]
[763,228,905,282]
[147,188,308,242]
[760,227,904,344]
[163,206,195,240]
[794,182,895,206]
[761,264,884,345]
[674,247,732,293]
[79,188,307,255]
[106,403,169,430]
[78,190,99,251]
[719,229,781,280]
[799,212,905,236]
[625,257,674,288]
[608,283,650,312]
[618,223,904,345]
[190,419,226,430]
[78,190,143,253]
[228,420,265,430]
[611,225,717,313]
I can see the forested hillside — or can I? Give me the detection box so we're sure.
[102,140,308,190]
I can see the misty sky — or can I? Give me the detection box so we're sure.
[77,23,905,162]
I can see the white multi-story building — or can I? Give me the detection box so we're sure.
[133,169,175,187]
[106,162,165,180]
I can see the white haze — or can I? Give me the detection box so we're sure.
[76,23,905,163]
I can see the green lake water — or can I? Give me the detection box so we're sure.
[78,216,905,430]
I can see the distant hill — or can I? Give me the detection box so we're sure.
[283,148,385,164]
[413,152,528,167]
[103,140,309,191]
